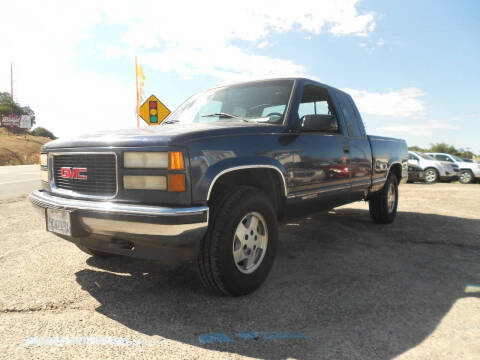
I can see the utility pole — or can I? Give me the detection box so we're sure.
[10,63,14,113]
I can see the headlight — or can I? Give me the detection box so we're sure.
[123,176,167,190]
[124,152,168,168]
[40,169,49,182]
[40,153,48,167]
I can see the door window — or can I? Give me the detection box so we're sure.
[435,154,454,162]
[298,85,334,120]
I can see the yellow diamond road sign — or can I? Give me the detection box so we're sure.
[139,95,170,125]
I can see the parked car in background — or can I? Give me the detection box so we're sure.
[426,152,480,184]
[408,151,455,184]
[426,156,459,181]
[407,162,424,183]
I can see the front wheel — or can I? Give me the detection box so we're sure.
[459,170,474,184]
[198,186,278,296]
[369,174,399,224]
[424,168,438,184]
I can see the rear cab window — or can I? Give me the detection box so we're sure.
[334,90,365,138]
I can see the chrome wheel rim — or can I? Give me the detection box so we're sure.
[387,183,396,213]
[425,169,436,183]
[232,211,268,274]
[460,171,471,183]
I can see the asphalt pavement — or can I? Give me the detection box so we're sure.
[0,164,40,200]
[0,178,479,359]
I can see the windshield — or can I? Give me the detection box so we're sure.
[163,80,294,125]
[451,155,464,162]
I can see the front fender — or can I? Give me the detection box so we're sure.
[192,156,288,203]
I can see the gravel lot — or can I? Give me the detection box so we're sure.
[1,183,479,359]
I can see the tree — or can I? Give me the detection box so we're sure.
[408,143,477,158]
[30,127,56,140]
[0,92,36,126]
[429,143,461,156]
[408,145,426,152]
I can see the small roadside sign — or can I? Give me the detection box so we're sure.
[139,95,170,125]
[1,115,20,128]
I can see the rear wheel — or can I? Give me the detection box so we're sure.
[75,244,117,257]
[369,174,398,224]
[198,186,278,296]
[424,168,438,184]
[459,170,473,184]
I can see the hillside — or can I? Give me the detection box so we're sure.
[0,128,52,165]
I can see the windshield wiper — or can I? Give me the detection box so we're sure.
[162,119,179,124]
[201,112,249,122]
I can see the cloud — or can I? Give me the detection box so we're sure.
[257,41,269,49]
[105,0,377,82]
[380,121,459,135]
[345,88,427,117]
[142,46,306,83]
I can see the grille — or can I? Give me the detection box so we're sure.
[53,154,117,197]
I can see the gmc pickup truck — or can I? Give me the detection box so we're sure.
[30,78,408,296]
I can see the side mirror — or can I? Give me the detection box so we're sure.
[301,114,338,132]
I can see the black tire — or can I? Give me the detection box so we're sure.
[198,186,278,296]
[459,170,474,184]
[75,244,117,257]
[424,167,438,184]
[369,174,399,224]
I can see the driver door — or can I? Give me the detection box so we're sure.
[289,84,351,209]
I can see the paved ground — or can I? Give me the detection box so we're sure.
[0,183,479,359]
[0,165,40,200]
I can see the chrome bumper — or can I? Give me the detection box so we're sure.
[29,190,209,261]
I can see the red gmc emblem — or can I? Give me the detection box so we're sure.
[60,167,88,180]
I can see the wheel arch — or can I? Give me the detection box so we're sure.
[206,165,288,219]
[388,162,403,184]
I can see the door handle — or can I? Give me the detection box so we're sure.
[343,146,350,154]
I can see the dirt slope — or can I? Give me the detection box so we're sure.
[0,128,52,165]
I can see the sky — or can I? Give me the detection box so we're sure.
[0,0,479,152]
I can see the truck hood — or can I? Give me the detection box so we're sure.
[42,122,286,150]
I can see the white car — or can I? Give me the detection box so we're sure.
[408,151,456,184]
[426,152,480,184]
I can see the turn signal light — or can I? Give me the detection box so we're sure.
[168,174,186,192]
[169,151,184,170]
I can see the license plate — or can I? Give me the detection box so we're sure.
[46,209,71,236]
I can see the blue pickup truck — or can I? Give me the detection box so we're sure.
[30,78,408,296]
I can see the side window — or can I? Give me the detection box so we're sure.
[298,85,334,120]
[336,92,363,137]
[437,155,453,162]
[408,154,418,161]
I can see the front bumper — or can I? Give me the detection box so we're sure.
[408,170,424,182]
[29,190,209,262]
